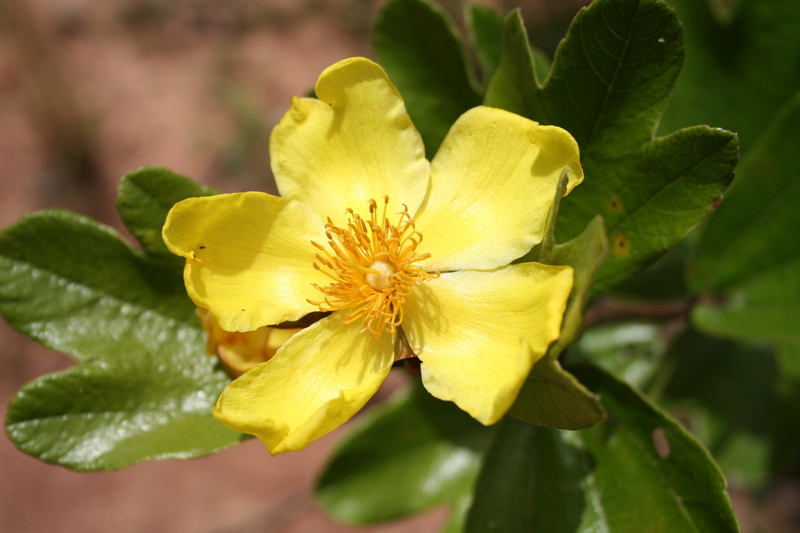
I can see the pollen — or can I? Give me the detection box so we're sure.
[307,196,437,338]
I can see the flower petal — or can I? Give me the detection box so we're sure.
[403,263,574,425]
[163,192,329,331]
[270,57,430,224]
[413,106,583,271]
[213,315,396,454]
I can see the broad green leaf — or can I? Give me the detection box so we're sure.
[509,211,607,429]
[465,419,588,533]
[661,0,800,151]
[117,166,217,259]
[316,381,492,525]
[1,210,241,470]
[467,365,740,533]
[0,211,191,363]
[6,354,238,470]
[690,92,800,342]
[466,4,504,88]
[578,126,737,293]
[510,356,605,430]
[374,0,481,157]
[485,1,737,292]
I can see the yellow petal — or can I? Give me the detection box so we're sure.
[213,315,396,454]
[270,57,430,224]
[403,263,574,425]
[414,106,583,271]
[163,192,329,332]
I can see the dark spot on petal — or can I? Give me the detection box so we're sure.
[199,245,206,249]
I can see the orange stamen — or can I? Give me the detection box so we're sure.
[308,197,436,338]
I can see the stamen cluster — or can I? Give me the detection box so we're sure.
[308,197,436,337]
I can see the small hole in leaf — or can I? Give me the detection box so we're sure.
[652,427,670,458]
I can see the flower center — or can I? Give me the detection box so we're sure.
[308,197,436,338]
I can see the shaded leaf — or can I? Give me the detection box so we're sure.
[465,419,588,533]
[374,0,481,157]
[510,356,604,430]
[690,92,800,342]
[316,381,492,525]
[660,328,800,487]
[466,4,504,87]
[467,365,740,532]
[661,0,800,151]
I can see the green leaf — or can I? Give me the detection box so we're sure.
[578,126,737,293]
[467,365,740,533]
[690,92,800,343]
[466,4,504,88]
[483,11,545,118]
[117,166,217,259]
[374,0,481,158]
[510,356,605,430]
[508,214,607,429]
[316,381,492,525]
[1,210,241,470]
[465,419,588,533]
[485,1,738,292]
[661,0,800,151]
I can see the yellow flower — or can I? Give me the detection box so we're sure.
[196,307,301,378]
[163,58,583,454]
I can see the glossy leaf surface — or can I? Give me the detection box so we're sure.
[1,175,241,470]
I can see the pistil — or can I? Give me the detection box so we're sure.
[308,197,436,337]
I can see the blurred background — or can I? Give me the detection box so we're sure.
[0,1,589,532]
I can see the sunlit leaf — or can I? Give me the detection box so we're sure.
[1,175,241,470]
